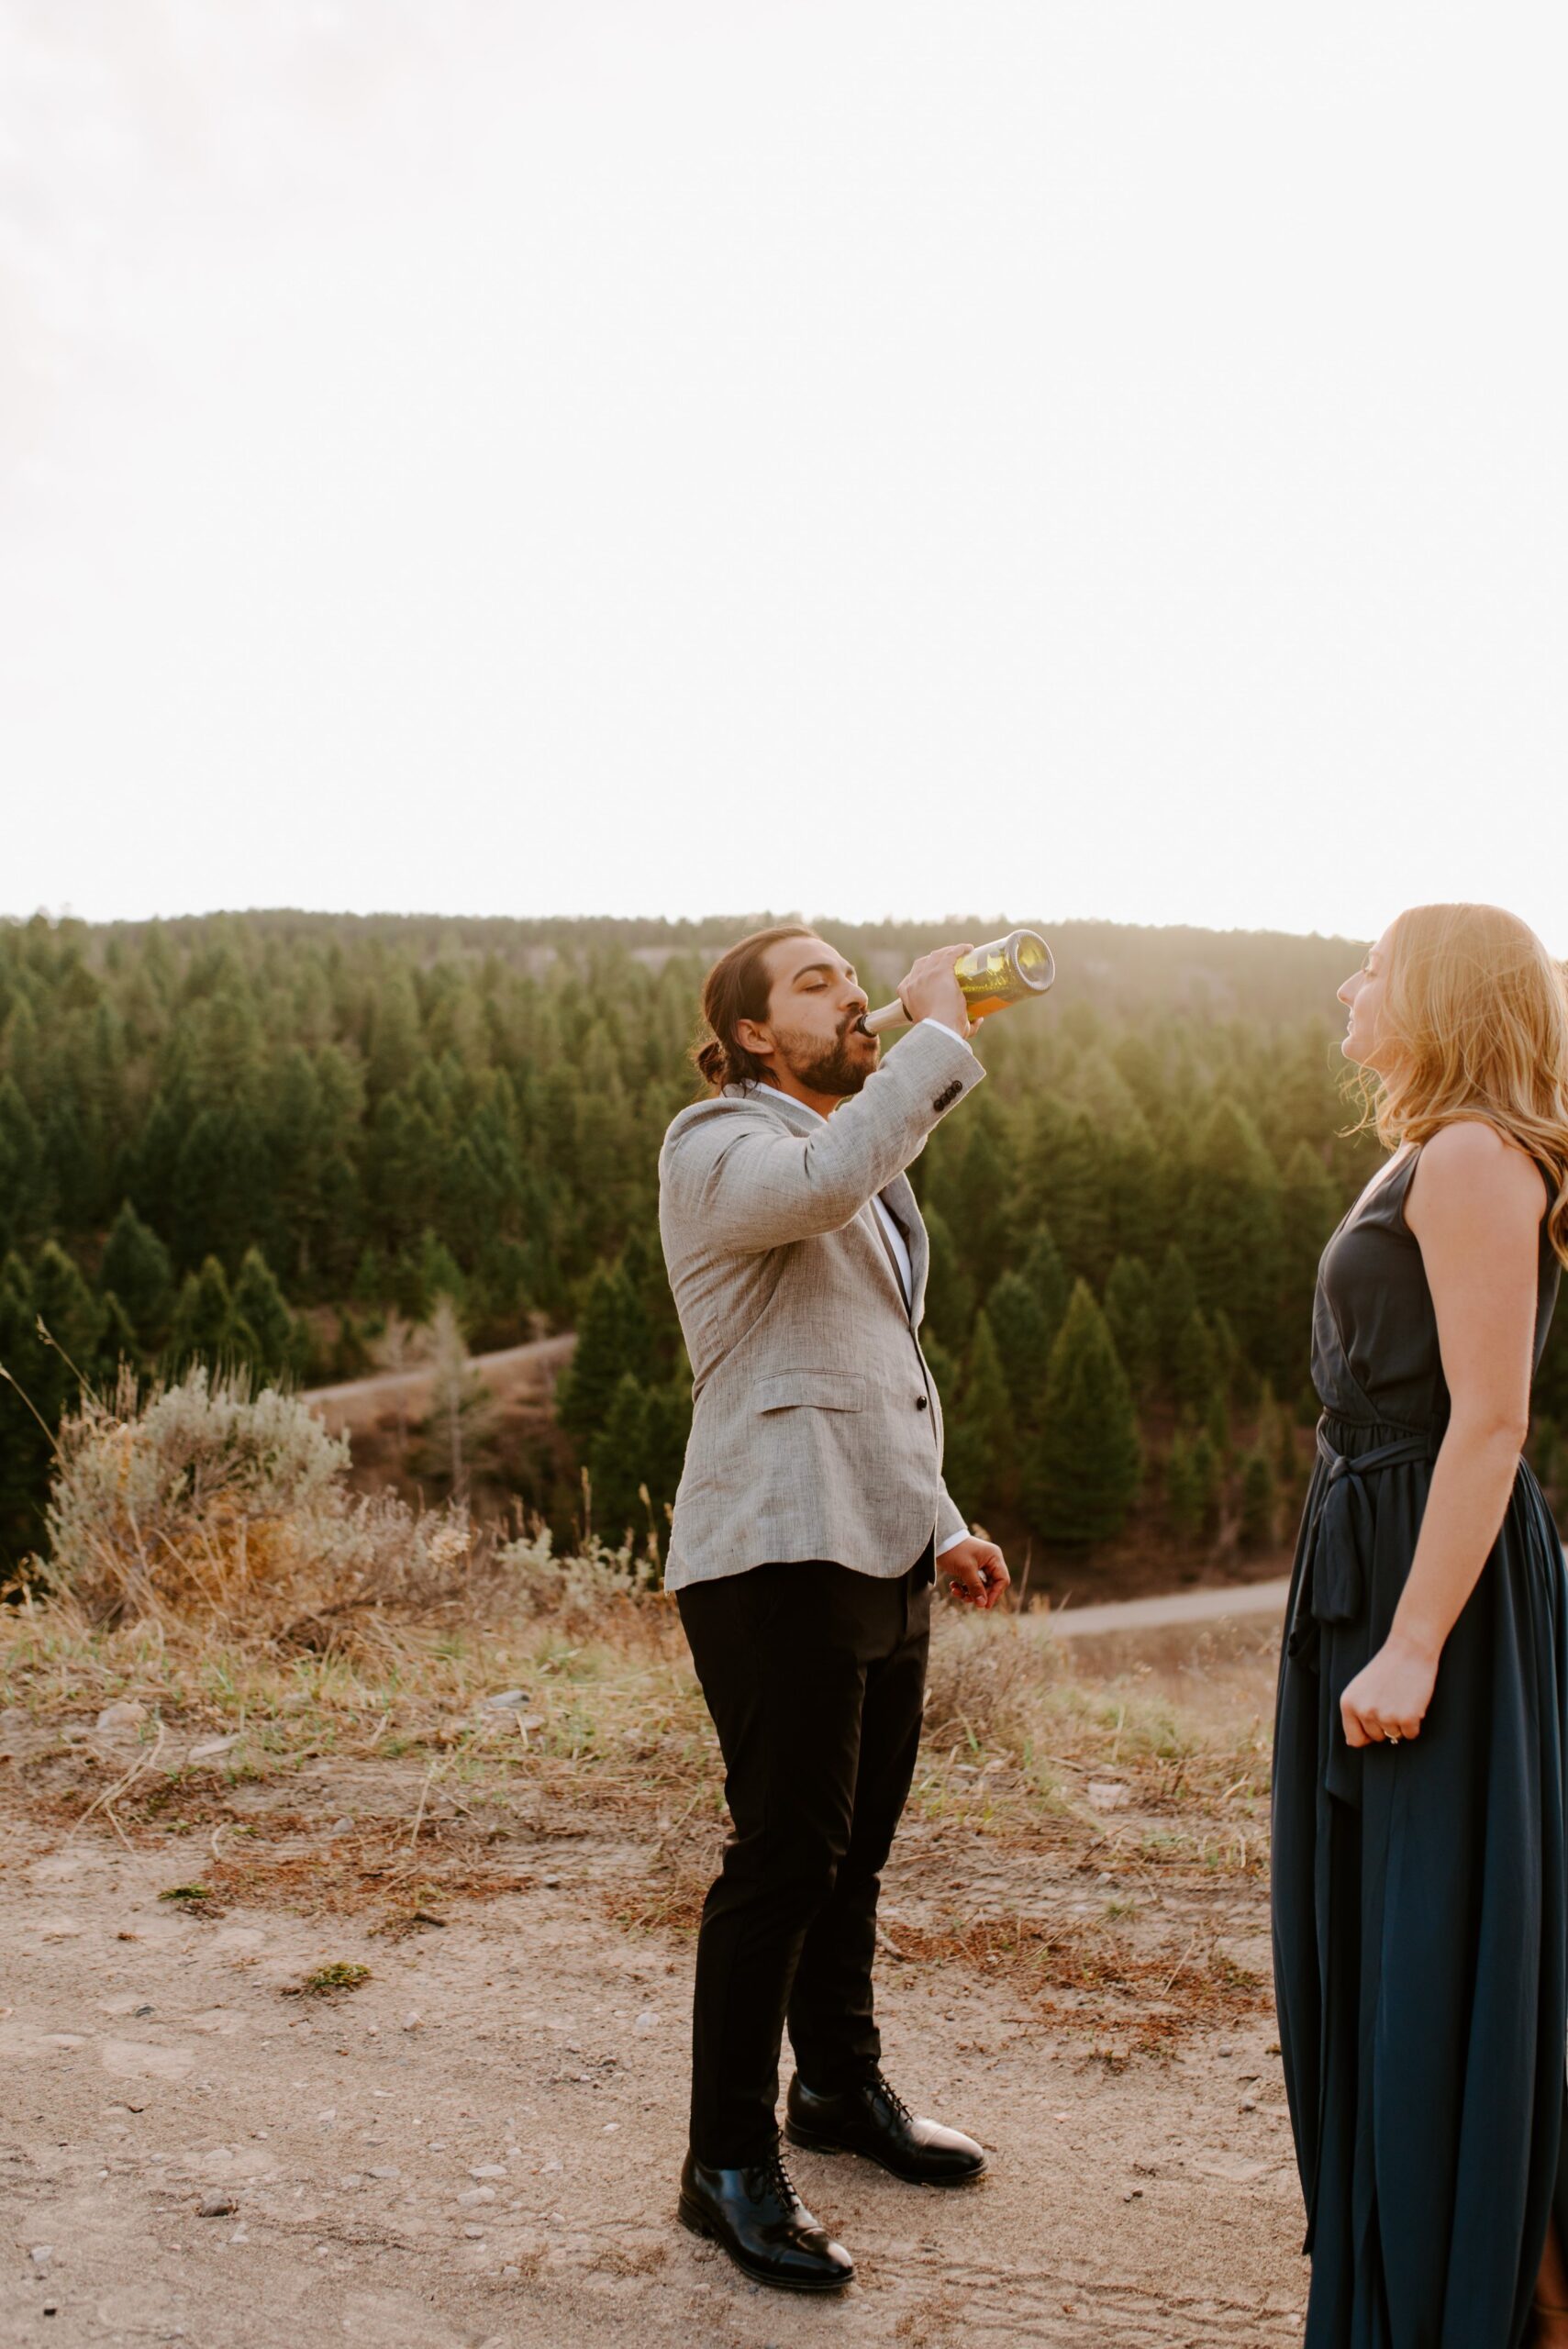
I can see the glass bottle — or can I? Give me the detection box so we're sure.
[860,929,1056,1035]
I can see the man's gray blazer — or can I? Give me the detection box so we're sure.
[658,1020,985,1590]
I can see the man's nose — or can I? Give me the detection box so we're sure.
[844,983,869,1014]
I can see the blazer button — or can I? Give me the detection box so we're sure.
[916,1394,929,1410]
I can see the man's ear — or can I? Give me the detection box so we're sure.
[734,1017,773,1060]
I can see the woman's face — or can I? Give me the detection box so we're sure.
[1338,925,1396,1070]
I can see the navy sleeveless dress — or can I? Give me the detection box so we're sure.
[1273,1142,1568,2348]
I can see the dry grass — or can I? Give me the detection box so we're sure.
[0,1373,1280,2047]
[881,1915,1268,2055]
[0,1595,1272,1857]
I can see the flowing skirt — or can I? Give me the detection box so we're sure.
[1273,1416,1568,2348]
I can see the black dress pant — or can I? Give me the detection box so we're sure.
[675,1543,934,2167]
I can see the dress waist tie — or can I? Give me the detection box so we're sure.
[1286,1419,1435,1809]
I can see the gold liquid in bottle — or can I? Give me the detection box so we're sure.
[952,929,1055,1022]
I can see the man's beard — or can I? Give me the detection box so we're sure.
[776,1019,872,1098]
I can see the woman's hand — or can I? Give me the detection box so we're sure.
[1340,1631,1440,1747]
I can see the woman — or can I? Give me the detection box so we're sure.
[1273,902,1568,2347]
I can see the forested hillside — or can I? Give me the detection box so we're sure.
[2,908,1563,1581]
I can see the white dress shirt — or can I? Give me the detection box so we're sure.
[773,1018,972,1558]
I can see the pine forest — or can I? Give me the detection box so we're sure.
[3,908,1564,1597]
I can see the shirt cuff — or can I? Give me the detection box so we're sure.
[934,1529,968,1558]
[917,1016,974,1052]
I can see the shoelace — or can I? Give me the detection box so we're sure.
[760,2143,799,2206]
[870,2071,914,2127]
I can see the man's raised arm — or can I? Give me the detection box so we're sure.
[661,1023,984,1255]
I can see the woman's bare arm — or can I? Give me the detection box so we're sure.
[1340,1119,1545,1748]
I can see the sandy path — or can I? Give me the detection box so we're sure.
[1,1765,1309,2348]
[1047,1579,1291,1642]
[304,1336,575,1428]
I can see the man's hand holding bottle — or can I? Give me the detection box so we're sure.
[895,944,976,1039]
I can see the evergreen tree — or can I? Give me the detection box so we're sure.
[367,966,423,1097]
[614,1255,656,1388]
[618,1229,671,1361]
[1015,1097,1111,1282]
[1210,1308,1241,1402]
[1188,1429,1221,1538]
[168,1256,244,1371]
[100,1201,174,1343]
[641,1380,694,1520]
[32,1241,105,1394]
[350,1244,389,1308]
[555,1264,638,1441]
[949,1308,1012,1513]
[1239,1448,1278,1549]
[1019,1224,1071,1351]
[920,1333,961,1401]
[1181,1097,1284,1362]
[587,1372,652,1542]
[984,1272,1054,1431]
[328,1309,373,1383]
[1254,1377,1284,1465]
[0,993,41,1105]
[920,1204,975,1351]
[171,1106,268,1273]
[1205,1385,1231,1461]
[473,1235,531,1342]
[417,1230,469,1314]
[0,1251,50,1567]
[230,1248,301,1382]
[90,1289,137,1379]
[1173,1308,1220,1417]
[390,1242,429,1323]
[128,1089,186,1240]
[44,1103,96,1235]
[0,1076,51,1253]
[1281,1138,1342,1330]
[1020,1281,1141,1544]
[1103,1255,1157,1395]
[1165,1434,1203,1541]
[959,1125,1012,1297]
[1153,1244,1199,1389]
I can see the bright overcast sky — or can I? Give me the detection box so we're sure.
[3,2,1565,948]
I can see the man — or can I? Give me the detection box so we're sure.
[658,924,1010,2293]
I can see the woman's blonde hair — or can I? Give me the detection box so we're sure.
[1356,902,1568,1268]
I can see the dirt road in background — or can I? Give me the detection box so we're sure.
[305,1336,577,1433]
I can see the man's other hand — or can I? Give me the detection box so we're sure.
[940,1537,1010,1610]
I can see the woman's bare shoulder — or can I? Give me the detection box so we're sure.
[1409,1120,1547,1224]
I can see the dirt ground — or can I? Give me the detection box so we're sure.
[0,1635,1310,2349]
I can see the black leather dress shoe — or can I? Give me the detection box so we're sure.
[678,2145,854,2292]
[785,2071,987,2186]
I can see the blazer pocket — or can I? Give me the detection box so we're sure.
[754,1370,866,1415]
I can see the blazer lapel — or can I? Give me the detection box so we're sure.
[876,1174,927,1324]
[862,1197,912,1319]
